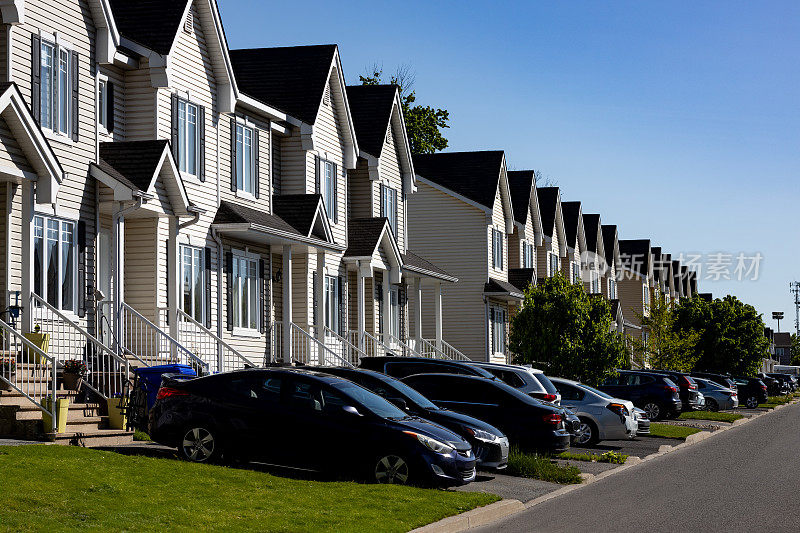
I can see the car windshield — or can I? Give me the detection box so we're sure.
[579,383,614,400]
[331,381,408,419]
[534,373,559,395]
[379,377,439,411]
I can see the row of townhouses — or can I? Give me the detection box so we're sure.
[0,0,700,441]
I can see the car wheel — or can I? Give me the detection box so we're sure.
[373,454,412,485]
[180,425,220,463]
[574,418,598,446]
[745,396,759,409]
[705,398,719,412]
[643,402,662,421]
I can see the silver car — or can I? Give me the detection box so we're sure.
[469,362,562,405]
[694,377,739,411]
[551,377,637,446]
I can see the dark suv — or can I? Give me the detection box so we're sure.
[734,377,769,409]
[648,370,703,411]
[599,371,682,420]
[359,357,498,380]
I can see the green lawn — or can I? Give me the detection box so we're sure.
[678,411,743,423]
[758,395,794,409]
[556,451,628,464]
[506,450,582,484]
[0,445,498,532]
[648,423,702,439]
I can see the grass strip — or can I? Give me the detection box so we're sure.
[758,395,794,408]
[506,449,582,484]
[678,411,743,423]
[0,445,497,532]
[556,451,628,464]
[648,423,702,439]
[132,430,151,442]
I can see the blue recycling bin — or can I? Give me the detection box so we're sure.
[133,364,196,410]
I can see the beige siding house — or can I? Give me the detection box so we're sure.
[581,213,606,296]
[560,201,587,288]
[617,239,653,353]
[506,170,543,295]
[535,187,568,280]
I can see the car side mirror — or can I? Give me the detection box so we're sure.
[387,397,408,410]
[341,405,361,416]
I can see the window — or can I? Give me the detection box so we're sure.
[98,79,107,130]
[324,275,339,332]
[181,245,204,323]
[381,184,398,236]
[33,215,76,312]
[643,283,650,310]
[232,251,259,331]
[490,306,506,355]
[522,241,535,269]
[322,160,336,221]
[39,40,73,136]
[548,252,559,277]
[235,123,255,195]
[590,273,600,294]
[559,383,585,402]
[492,229,504,270]
[177,99,199,176]
[571,262,581,284]
[608,278,617,300]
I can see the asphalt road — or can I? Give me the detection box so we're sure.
[475,402,800,533]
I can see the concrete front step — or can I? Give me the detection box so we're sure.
[11,403,102,421]
[51,429,133,447]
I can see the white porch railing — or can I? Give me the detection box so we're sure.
[31,293,129,399]
[409,337,446,359]
[386,333,420,358]
[0,318,56,433]
[309,326,368,366]
[348,330,399,358]
[175,310,257,372]
[424,338,471,361]
[271,322,353,367]
[119,302,208,374]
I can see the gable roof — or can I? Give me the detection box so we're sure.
[229,45,337,125]
[601,225,619,267]
[345,84,397,158]
[345,218,391,257]
[98,140,171,191]
[413,151,506,210]
[273,194,333,241]
[560,201,584,250]
[213,200,300,235]
[507,171,536,225]
[618,239,651,278]
[537,187,559,238]
[402,250,457,282]
[583,213,605,254]
[108,0,188,56]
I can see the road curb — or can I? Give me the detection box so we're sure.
[411,499,525,533]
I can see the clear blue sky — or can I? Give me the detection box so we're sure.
[220,0,800,333]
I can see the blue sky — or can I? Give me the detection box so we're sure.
[220,0,800,332]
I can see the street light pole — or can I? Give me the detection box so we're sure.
[772,311,784,333]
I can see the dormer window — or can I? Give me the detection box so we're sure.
[380,184,398,237]
[492,229,504,271]
[34,36,78,140]
[320,159,337,223]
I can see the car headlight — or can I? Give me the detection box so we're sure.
[465,427,500,443]
[403,431,454,454]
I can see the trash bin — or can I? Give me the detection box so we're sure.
[41,397,69,434]
[133,364,196,410]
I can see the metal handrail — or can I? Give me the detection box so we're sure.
[31,293,129,399]
[177,309,257,371]
[424,338,471,361]
[120,302,209,374]
[411,337,447,359]
[322,325,368,365]
[361,330,400,358]
[291,323,354,368]
[0,318,56,433]
[386,333,421,358]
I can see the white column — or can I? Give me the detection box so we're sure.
[167,217,180,364]
[413,277,422,345]
[112,203,125,348]
[382,271,391,342]
[434,281,443,350]
[282,245,292,363]
[315,251,325,343]
[357,262,365,351]
[20,181,33,333]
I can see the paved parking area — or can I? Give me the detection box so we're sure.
[456,471,561,502]
[569,435,684,459]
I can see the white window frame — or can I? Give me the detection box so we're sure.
[97,77,108,133]
[571,261,581,285]
[320,160,336,222]
[324,274,339,333]
[180,244,204,324]
[235,121,256,197]
[491,306,507,355]
[232,249,260,334]
[643,283,650,311]
[177,98,200,178]
[608,277,617,300]
[522,241,535,269]
[33,214,77,314]
[381,185,398,237]
[39,35,74,140]
[492,228,504,271]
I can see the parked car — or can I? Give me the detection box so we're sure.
[308,366,509,469]
[550,377,637,446]
[758,373,787,395]
[466,362,562,404]
[599,371,682,420]
[632,407,650,435]
[401,373,571,452]
[149,368,477,486]
[691,372,738,394]
[768,373,797,392]
[359,357,498,380]
[734,377,769,409]
[693,377,738,411]
[648,370,703,411]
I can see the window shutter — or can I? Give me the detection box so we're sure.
[106,81,115,133]
[312,271,318,327]
[31,36,41,122]
[253,128,260,199]
[399,284,406,342]
[198,105,206,181]
[338,275,346,336]
[392,188,398,236]
[225,251,233,331]
[314,155,320,194]
[230,117,237,191]
[165,240,170,325]
[332,163,338,223]
[380,183,386,219]
[77,220,87,318]
[204,248,212,328]
[260,258,267,334]
[170,94,179,162]
[71,51,79,141]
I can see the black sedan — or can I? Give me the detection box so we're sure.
[149,368,477,486]
[401,373,571,453]
[312,366,509,469]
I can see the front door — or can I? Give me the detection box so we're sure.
[97,228,113,346]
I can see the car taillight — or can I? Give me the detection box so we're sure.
[761,385,768,391]
[156,387,188,400]
[543,393,558,403]
[680,376,696,390]
[664,385,678,393]
[542,413,562,426]
[607,403,627,416]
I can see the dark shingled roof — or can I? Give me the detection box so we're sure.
[212,201,303,236]
[229,45,337,124]
[561,201,582,249]
[345,218,390,257]
[413,151,505,210]
[618,239,651,278]
[583,214,601,254]
[537,187,559,238]
[273,195,324,237]
[109,0,188,56]
[346,85,396,158]
[601,225,618,267]
[507,171,535,225]
[651,247,664,281]
[484,278,524,298]
[98,140,171,191]
[402,250,455,281]
[508,268,536,292]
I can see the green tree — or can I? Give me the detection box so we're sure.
[630,295,700,371]
[509,275,628,386]
[790,334,800,365]
[360,67,449,154]
[672,295,768,376]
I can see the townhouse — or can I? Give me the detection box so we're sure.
[559,200,586,287]
[407,151,518,363]
[617,239,653,350]
[506,170,543,293]
[535,187,568,281]
[600,224,625,333]
[580,213,605,295]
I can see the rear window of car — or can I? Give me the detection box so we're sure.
[661,377,677,388]
[532,373,559,395]
[487,368,527,389]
